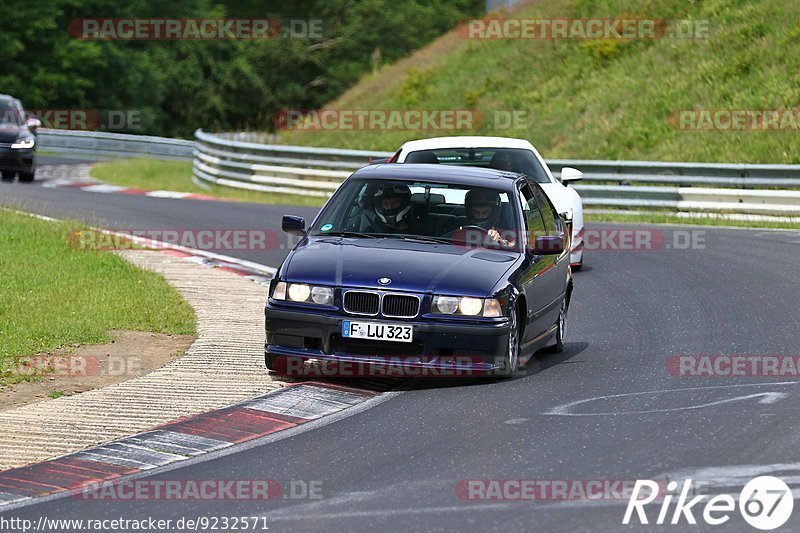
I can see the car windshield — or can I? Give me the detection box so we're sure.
[309,178,522,251]
[0,100,23,126]
[404,147,552,184]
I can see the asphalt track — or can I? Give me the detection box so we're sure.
[2,159,800,531]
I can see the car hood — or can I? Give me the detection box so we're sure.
[0,125,25,143]
[281,237,519,297]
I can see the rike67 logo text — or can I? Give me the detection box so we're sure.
[624,476,793,530]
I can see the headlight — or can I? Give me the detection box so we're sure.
[431,296,459,314]
[11,136,35,149]
[272,281,334,306]
[432,296,504,317]
[288,283,311,302]
[310,286,334,305]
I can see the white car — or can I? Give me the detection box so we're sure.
[389,136,585,268]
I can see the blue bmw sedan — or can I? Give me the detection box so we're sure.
[265,164,573,378]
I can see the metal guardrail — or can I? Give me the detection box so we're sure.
[35,128,800,215]
[193,129,800,215]
[37,129,193,161]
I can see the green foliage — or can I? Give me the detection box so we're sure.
[284,0,800,164]
[400,69,434,106]
[582,39,624,64]
[0,0,482,137]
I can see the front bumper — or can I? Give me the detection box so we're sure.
[0,147,35,173]
[265,303,511,377]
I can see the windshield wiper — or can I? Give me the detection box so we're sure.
[312,230,378,239]
[393,234,451,245]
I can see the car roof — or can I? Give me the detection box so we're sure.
[350,163,524,191]
[398,136,536,152]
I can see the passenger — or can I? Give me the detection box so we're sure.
[464,188,516,248]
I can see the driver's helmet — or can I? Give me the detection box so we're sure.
[373,183,412,225]
[465,188,501,229]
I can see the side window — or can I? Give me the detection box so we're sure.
[530,183,558,236]
[519,183,546,239]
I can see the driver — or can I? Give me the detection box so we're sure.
[489,151,516,172]
[368,182,414,233]
[464,188,516,248]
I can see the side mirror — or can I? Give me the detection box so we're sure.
[282,215,305,236]
[25,117,42,134]
[559,167,583,184]
[529,235,564,255]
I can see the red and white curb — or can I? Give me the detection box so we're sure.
[0,382,377,507]
[42,178,225,202]
[36,164,228,202]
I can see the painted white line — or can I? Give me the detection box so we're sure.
[83,443,184,467]
[123,431,232,457]
[3,207,276,277]
[544,382,798,416]
[145,190,192,199]
[81,184,130,193]
[0,492,29,505]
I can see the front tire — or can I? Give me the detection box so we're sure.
[496,305,520,378]
[547,298,567,353]
[19,171,34,183]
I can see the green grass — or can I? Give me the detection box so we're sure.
[586,211,800,229]
[48,390,64,399]
[90,158,326,208]
[280,0,800,164]
[0,210,197,386]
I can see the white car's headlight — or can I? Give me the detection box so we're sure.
[272,281,334,306]
[432,296,503,317]
[11,136,35,149]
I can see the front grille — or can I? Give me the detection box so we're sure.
[329,335,424,357]
[382,294,420,318]
[344,291,379,315]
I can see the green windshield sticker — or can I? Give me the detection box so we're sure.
[321,223,333,231]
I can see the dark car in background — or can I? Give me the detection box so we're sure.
[265,164,573,378]
[0,94,41,182]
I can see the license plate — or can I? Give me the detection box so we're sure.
[342,321,413,343]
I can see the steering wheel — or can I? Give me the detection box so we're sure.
[441,225,491,238]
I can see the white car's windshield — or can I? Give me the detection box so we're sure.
[404,147,552,184]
